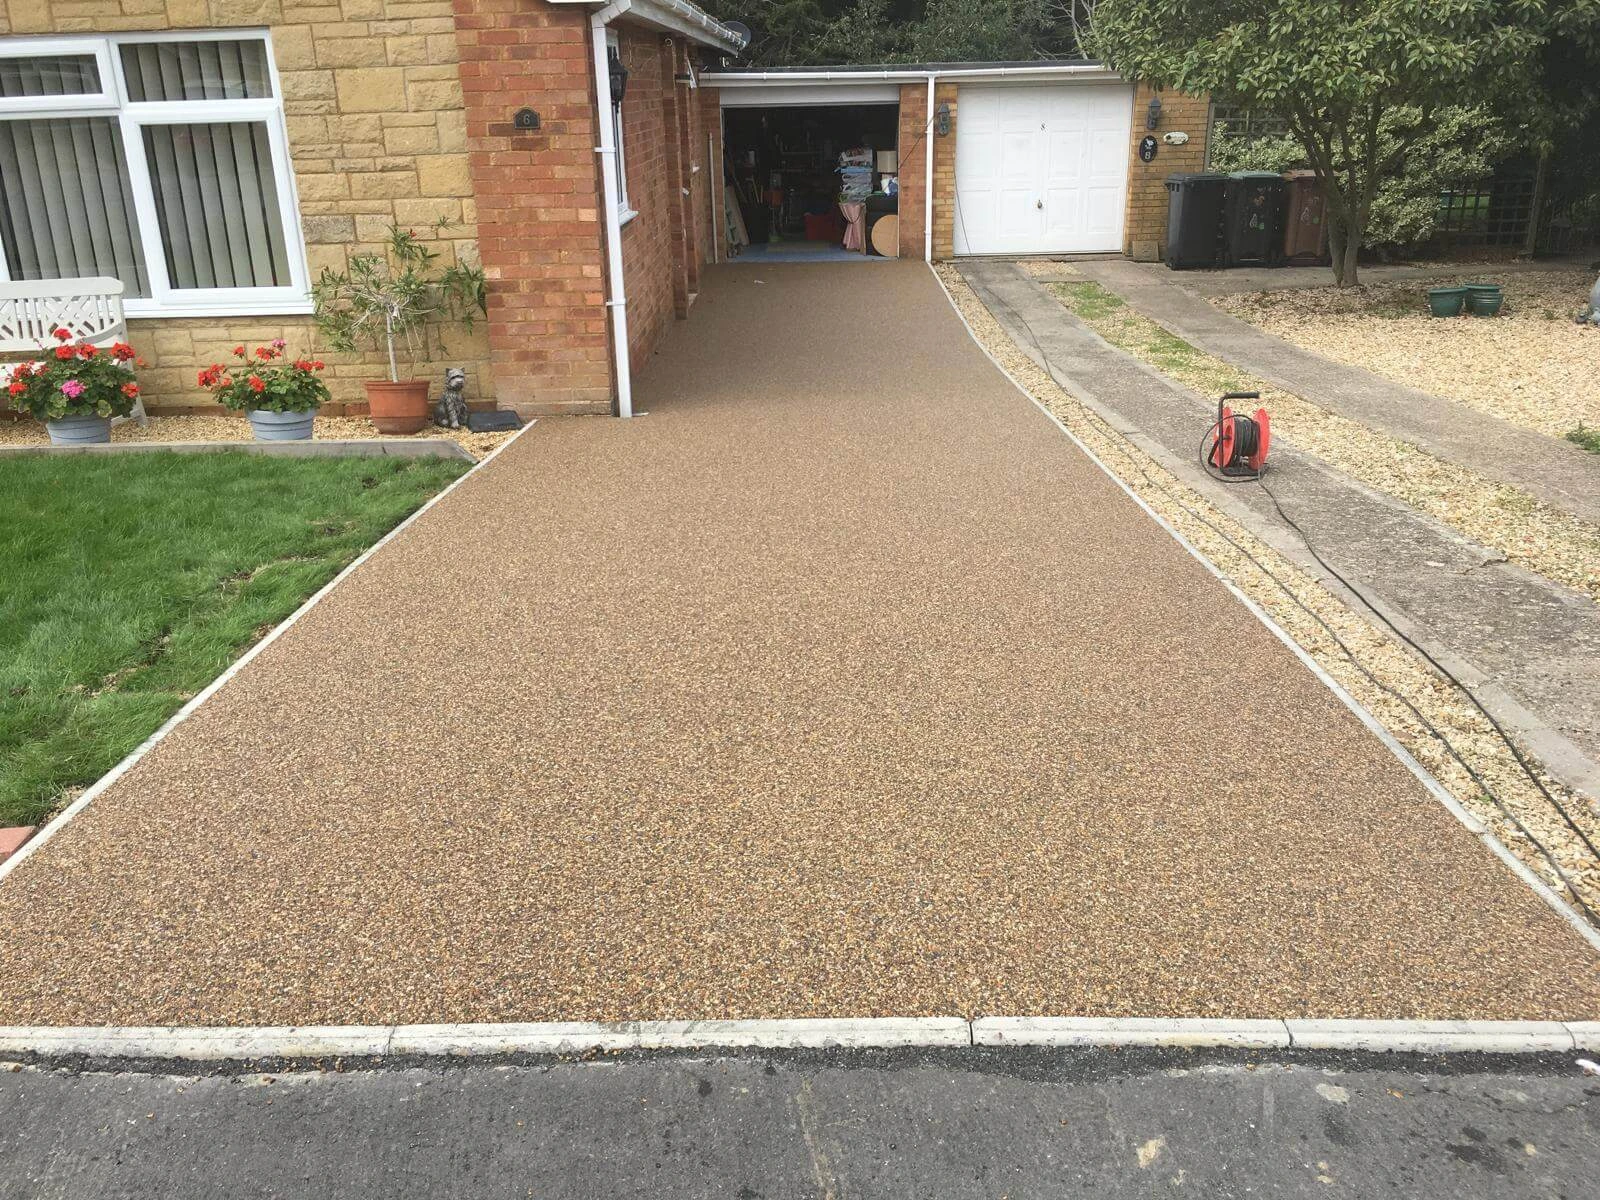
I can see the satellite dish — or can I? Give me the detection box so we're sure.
[723,20,752,53]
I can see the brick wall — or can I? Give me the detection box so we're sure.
[700,83,725,264]
[895,82,928,260]
[2,0,492,415]
[617,24,674,372]
[453,0,609,415]
[615,30,713,378]
[1123,83,1210,261]
[930,82,958,260]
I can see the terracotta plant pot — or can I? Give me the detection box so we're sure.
[364,380,431,434]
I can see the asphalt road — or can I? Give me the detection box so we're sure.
[4,1048,1598,1198]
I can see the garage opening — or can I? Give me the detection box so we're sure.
[722,102,902,260]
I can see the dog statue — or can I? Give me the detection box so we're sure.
[435,367,469,429]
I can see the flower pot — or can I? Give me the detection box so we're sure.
[45,414,112,445]
[1427,287,1467,317]
[247,408,315,441]
[364,380,431,435]
[1465,285,1504,317]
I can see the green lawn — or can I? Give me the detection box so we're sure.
[0,451,470,828]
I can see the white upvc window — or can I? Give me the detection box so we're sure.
[0,30,310,318]
[606,29,635,224]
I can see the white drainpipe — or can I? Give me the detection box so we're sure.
[924,74,935,262]
[592,0,633,418]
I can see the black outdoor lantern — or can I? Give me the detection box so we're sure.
[608,48,629,104]
[1145,92,1163,130]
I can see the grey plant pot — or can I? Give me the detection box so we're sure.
[248,409,315,441]
[45,414,112,445]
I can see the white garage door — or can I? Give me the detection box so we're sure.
[953,83,1134,256]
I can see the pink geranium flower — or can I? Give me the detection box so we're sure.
[60,379,85,399]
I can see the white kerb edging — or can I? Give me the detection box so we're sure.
[3,1017,1599,1061]
[0,420,538,888]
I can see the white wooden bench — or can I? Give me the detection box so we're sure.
[0,277,146,426]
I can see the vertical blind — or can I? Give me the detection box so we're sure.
[142,122,290,289]
[0,55,101,97]
[0,117,149,295]
[0,37,295,301]
[120,40,272,102]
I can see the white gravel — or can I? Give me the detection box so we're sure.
[1214,270,1600,438]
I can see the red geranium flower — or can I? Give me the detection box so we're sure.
[121,382,140,398]
[232,345,245,356]
[77,343,97,358]
[312,360,324,370]
[7,382,25,396]
[110,342,135,362]
[248,375,265,393]
[54,345,75,360]
[52,327,72,342]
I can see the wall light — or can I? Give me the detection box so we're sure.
[935,102,952,137]
[1145,94,1163,131]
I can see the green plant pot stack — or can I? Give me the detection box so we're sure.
[1465,283,1504,316]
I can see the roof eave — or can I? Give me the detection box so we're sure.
[546,0,749,53]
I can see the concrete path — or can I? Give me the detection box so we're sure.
[1,262,1597,1027]
[1152,255,1599,297]
[5,1048,1598,1198]
[960,260,1600,797]
[1071,258,1600,524]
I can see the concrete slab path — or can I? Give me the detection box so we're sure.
[959,260,1600,797]
[1,263,1597,1027]
[1072,259,1600,524]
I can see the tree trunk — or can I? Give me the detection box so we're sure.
[1522,147,1550,261]
[1340,221,1361,287]
[1327,214,1362,288]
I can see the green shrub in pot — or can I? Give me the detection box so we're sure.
[312,221,486,434]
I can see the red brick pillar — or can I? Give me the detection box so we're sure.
[453,0,613,415]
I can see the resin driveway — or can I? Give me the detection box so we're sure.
[1,262,1596,1027]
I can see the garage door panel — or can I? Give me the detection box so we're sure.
[955,81,1133,255]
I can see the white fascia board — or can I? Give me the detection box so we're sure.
[719,82,900,107]
[710,64,1125,86]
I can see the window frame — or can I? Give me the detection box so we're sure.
[606,29,637,226]
[0,29,311,318]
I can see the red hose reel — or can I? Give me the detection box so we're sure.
[1202,391,1271,481]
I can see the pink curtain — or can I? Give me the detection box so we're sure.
[839,202,866,252]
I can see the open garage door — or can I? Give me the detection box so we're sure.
[953,82,1134,256]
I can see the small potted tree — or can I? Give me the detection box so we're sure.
[312,222,486,434]
[5,328,141,444]
[197,340,330,440]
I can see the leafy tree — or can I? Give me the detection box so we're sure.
[710,0,1066,66]
[1085,0,1598,285]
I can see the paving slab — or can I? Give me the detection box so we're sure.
[0,262,1597,1027]
[959,260,1600,796]
[1071,258,1600,524]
